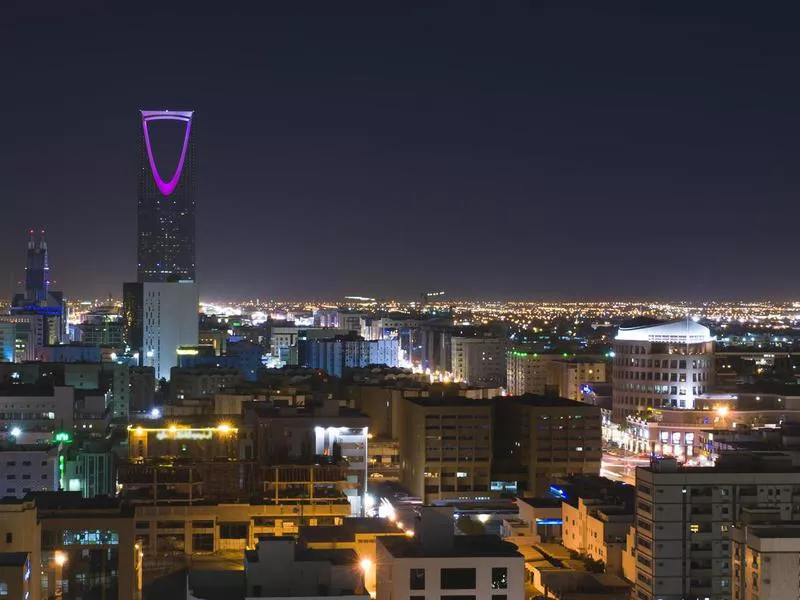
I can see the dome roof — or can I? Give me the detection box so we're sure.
[615,317,713,343]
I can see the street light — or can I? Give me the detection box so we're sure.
[54,551,67,567]
[360,558,373,572]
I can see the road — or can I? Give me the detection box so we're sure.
[601,450,650,486]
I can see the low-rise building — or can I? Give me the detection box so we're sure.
[376,506,524,600]
[0,445,59,498]
[243,537,369,599]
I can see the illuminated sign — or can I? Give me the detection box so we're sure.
[155,429,213,440]
[54,432,72,443]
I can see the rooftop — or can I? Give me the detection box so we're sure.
[616,317,713,343]
[510,394,597,408]
[404,396,493,407]
[379,534,522,558]
[300,518,403,543]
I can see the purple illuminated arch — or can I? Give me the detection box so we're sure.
[141,110,194,196]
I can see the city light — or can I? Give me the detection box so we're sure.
[10,427,21,438]
[54,551,67,567]
[360,558,373,572]
[217,423,232,433]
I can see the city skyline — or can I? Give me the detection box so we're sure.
[3,4,800,300]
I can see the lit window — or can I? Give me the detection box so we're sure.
[690,524,699,533]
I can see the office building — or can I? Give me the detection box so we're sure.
[633,454,800,600]
[169,366,243,401]
[10,231,67,347]
[493,396,602,495]
[506,350,555,396]
[731,523,800,600]
[451,336,507,387]
[137,109,195,283]
[396,396,493,503]
[613,317,715,419]
[376,506,524,600]
[123,280,199,381]
[546,357,607,401]
[297,335,400,377]
[0,385,74,445]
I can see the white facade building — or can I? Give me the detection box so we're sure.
[142,281,198,381]
[0,386,74,445]
[451,337,506,387]
[613,318,714,419]
[731,523,800,600]
[376,506,524,600]
[242,537,368,599]
[634,455,800,600]
[0,446,59,498]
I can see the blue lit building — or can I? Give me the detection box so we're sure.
[10,231,66,348]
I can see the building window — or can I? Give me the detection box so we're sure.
[441,568,476,589]
[491,567,508,589]
[0,581,7,596]
[410,568,425,590]
[5,533,10,544]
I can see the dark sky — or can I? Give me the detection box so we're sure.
[3,2,800,301]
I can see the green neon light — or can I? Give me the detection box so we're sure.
[54,432,72,443]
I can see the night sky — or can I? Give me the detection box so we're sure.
[3,2,800,301]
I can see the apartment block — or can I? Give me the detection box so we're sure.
[634,454,800,600]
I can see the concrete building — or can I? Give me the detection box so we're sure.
[169,366,243,401]
[506,350,556,396]
[0,314,44,362]
[451,336,507,388]
[0,493,141,600]
[133,500,351,554]
[0,446,59,498]
[396,397,493,503]
[561,494,633,576]
[300,518,406,595]
[376,506,524,600]
[246,400,370,515]
[123,280,199,381]
[731,523,800,600]
[0,385,74,445]
[546,357,607,401]
[613,317,715,420]
[633,454,800,600]
[493,396,603,495]
[242,537,369,599]
[297,335,400,377]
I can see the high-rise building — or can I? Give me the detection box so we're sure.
[731,523,800,600]
[612,317,715,420]
[506,350,556,395]
[493,396,603,495]
[125,110,198,379]
[634,454,800,600]
[395,396,493,503]
[137,110,195,283]
[9,231,66,348]
[450,336,507,387]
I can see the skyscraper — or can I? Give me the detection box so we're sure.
[5,230,66,350]
[125,110,198,380]
[137,109,196,283]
